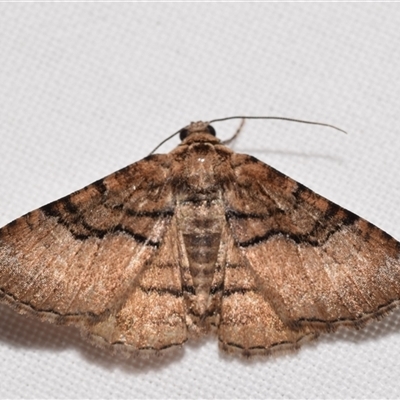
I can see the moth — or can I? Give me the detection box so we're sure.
[1,117,399,357]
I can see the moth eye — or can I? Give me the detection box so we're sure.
[207,125,216,137]
[179,128,189,141]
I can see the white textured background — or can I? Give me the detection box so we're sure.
[1,4,400,399]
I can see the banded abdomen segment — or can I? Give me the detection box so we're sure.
[176,197,225,321]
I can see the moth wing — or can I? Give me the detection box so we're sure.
[0,154,188,351]
[225,153,400,332]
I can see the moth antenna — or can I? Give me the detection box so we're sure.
[149,116,346,155]
[149,128,181,155]
[221,118,246,145]
[210,115,347,134]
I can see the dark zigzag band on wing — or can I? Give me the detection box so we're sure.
[226,201,361,248]
[219,332,317,356]
[0,281,190,317]
[39,199,173,245]
[0,287,104,319]
[292,299,400,328]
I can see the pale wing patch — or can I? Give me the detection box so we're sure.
[86,220,188,354]
[219,229,316,356]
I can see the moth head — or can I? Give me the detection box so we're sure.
[179,121,216,141]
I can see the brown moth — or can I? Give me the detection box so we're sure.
[1,119,400,357]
